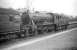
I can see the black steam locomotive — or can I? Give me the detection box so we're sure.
[0,9,69,41]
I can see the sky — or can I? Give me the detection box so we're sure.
[0,0,27,8]
[0,0,76,16]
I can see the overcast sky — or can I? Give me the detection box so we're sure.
[0,0,77,16]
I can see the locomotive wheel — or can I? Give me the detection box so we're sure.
[37,29,43,34]
[43,27,48,33]
[16,31,26,38]
[28,28,34,37]
[5,34,17,40]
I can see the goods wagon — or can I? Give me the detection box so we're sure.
[0,8,21,41]
[53,14,69,31]
[0,15,21,40]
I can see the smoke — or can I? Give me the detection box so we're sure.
[0,0,77,17]
[32,0,76,16]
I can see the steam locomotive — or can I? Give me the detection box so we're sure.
[0,9,69,41]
